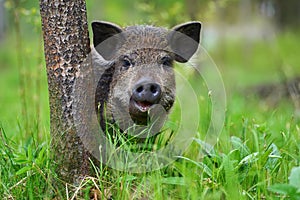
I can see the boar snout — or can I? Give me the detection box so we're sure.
[133,81,161,104]
[131,80,162,112]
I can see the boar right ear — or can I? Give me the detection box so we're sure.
[169,21,201,63]
[92,21,124,60]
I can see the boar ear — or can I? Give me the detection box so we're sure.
[92,21,124,60]
[169,21,201,63]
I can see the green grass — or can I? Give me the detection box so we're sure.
[1,24,300,199]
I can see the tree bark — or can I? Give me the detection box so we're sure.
[273,0,300,29]
[39,0,91,184]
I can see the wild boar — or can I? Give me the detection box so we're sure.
[92,21,201,136]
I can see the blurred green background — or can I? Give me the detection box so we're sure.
[0,0,300,140]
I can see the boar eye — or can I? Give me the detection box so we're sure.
[121,56,132,70]
[161,56,173,67]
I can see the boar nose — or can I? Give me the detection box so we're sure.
[132,82,162,103]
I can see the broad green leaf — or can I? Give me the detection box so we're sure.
[230,136,250,158]
[117,175,137,182]
[261,147,273,167]
[265,143,281,170]
[268,184,298,196]
[13,152,30,164]
[27,145,33,161]
[161,177,186,186]
[177,156,212,178]
[223,155,241,199]
[36,145,47,165]
[238,152,259,166]
[193,138,216,156]
[16,165,32,175]
[289,167,300,190]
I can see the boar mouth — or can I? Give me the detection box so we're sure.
[133,100,153,112]
[129,98,155,113]
[129,98,156,124]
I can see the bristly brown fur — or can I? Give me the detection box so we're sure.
[92,21,200,132]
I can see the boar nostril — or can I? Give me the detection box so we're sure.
[136,86,144,93]
[150,85,158,94]
[133,82,162,103]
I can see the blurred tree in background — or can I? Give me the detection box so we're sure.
[0,0,5,39]
[272,0,300,29]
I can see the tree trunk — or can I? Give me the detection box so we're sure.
[273,0,300,29]
[39,0,91,184]
[0,0,5,40]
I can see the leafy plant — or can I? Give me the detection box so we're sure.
[269,166,300,200]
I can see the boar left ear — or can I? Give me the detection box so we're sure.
[92,21,124,60]
[169,21,201,63]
